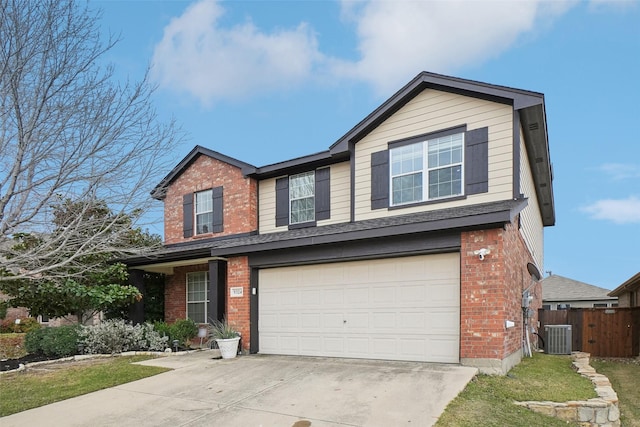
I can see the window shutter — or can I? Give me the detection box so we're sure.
[371,150,389,210]
[465,127,489,195]
[183,193,194,238]
[275,177,289,227]
[315,168,330,221]
[212,186,223,233]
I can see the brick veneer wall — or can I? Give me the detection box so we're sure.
[163,154,257,245]
[226,256,251,351]
[164,259,252,352]
[165,264,209,324]
[460,220,541,364]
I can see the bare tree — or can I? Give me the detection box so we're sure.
[0,0,179,280]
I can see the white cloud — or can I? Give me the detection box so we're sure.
[151,0,582,103]
[151,0,323,105]
[582,196,640,224]
[598,163,640,180]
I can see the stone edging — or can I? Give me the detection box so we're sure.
[515,352,620,427]
[0,348,212,376]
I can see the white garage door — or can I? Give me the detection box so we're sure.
[258,253,460,363]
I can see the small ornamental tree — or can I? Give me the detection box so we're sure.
[0,199,160,324]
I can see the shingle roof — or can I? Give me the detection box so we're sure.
[125,198,526,267]
[542,275,617,302]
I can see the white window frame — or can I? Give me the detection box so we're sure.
[186,272,209,323]
[390,132,465,206]
[289,171,315,224]
[195,189,213,234]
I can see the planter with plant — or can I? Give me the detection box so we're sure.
[209,318,240,359]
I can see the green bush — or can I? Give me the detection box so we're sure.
[41,325,81,357]
[25,326,80,357]
[169,319,198,347]
[0,301,7,320]
[24,328,46,354]
[153,319,198,348]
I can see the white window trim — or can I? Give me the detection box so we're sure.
[195,189,213,235]
[186,272,209,324]
[389,133,465,206]
[289,171,315,224]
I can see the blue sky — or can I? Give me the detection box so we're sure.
[95,0,640,290]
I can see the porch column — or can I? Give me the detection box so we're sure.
[128,269,145,325]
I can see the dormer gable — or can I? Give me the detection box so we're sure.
[155,146,258,245]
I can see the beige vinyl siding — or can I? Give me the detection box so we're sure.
[354,89,514,221]
[518,126,544,270]
[258,162,351,234]
[318,162,350,226]
[259,178,281,234]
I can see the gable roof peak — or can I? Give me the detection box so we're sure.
[151,145,257,200]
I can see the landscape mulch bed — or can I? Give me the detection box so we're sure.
[1,354,70,372]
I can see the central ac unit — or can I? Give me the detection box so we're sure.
[544,325,572,355]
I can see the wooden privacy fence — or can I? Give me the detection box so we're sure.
[538,307,640,357]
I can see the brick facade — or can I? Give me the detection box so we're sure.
[163,154,257,245]
[226,256,251,352]
[460,220,541,365]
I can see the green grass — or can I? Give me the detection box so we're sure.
[0,355,170,417]
[591,358,640,427]
[436,353,597,427]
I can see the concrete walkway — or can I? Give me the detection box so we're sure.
[2,351,477,427]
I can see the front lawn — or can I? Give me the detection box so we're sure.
[0,355,170,417]
[591,358,640,427]
[436,353,597,427]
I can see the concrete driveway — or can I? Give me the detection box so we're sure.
[2,351,477,427]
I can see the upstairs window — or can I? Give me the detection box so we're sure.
[182,187,223,238]
[390,132,463,206]
[371,125,488,211]
[195,189,213,234]
[289,171,315,224]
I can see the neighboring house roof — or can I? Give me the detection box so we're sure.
[151,145,257,200]
[608,272,640,297]
[542,274,617,302]
[126,198,526,267]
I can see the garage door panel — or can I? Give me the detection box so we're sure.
[428,309,460,334]
[429,337,460,363]
[259,254,460,363]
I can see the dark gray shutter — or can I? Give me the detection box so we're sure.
[315,168,330,220]
[275,177,289,227]
[212,186,223,233]
[183,193,194,238]
[465,127,489,195]
[371,150,389,209]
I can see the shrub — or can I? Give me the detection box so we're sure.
[79,319,167,354]
[0,317,41,334]
[169,319,198,347]
[25,326,81,357]
[24,328,46,354]
[16,317,41,334]
[0,301,7,320]
[40,325,81,357]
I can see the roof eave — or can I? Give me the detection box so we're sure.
[608,272,640,296]
[151,146,257,201]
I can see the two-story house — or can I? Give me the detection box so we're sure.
[125,71,554,374]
